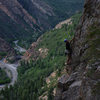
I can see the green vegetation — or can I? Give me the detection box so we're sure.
[44,0,83,16]
[0,13,81,100]
[92,82,100,95]
[44,0,83,25]
[0,52,7,59]
[0,10,42,49]
[0,0,83,48]
[18,0,84,28]
[0,68,11,85]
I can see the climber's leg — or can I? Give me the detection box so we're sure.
[67,53,72,65]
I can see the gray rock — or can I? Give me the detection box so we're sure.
[55,0,100,99]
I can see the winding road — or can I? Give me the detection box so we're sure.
[0,61,18,89]
[0,41,26,90]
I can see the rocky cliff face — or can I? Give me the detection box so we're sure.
[55,0,100,100]
[23,36,41,61]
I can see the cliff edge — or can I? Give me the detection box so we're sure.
[55,0,100,100]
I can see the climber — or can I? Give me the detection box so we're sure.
[64,39,72,65]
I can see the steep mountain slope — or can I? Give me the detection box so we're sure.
[17,0,55,29]
[44,0,84,19]
[55,0,100,100]
[0,38,15,59]
[18,0,84,28]
[23,13,82,61]
[0,0,84,48]
[0,13,81,100]
[0,0,42,48]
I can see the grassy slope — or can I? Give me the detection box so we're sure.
[0,13,81,100]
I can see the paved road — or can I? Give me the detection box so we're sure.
[0,61,18,89]
[0,40,25,90]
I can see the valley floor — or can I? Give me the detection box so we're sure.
[0,41,26,89]
[0,60,18,90]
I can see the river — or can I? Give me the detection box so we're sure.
[14,40,26,53]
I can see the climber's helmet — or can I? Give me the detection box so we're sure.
[64,39,67,42]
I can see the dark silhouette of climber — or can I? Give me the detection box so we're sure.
[64,39,72,65]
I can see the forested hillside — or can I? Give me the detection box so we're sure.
[0,68,11,85]
[0,10,41,49]
[0,0,42,48]
[44,0,83,20]
[0,0,84,48]
[0,13,81,100]
[0,0,99,100]
[18,0,84,28]
[0,38,15,59]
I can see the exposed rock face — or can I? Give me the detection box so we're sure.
[55,0,100,100]
[55,18,72,29]
[23,35,49,60]
[23,36,42,61]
